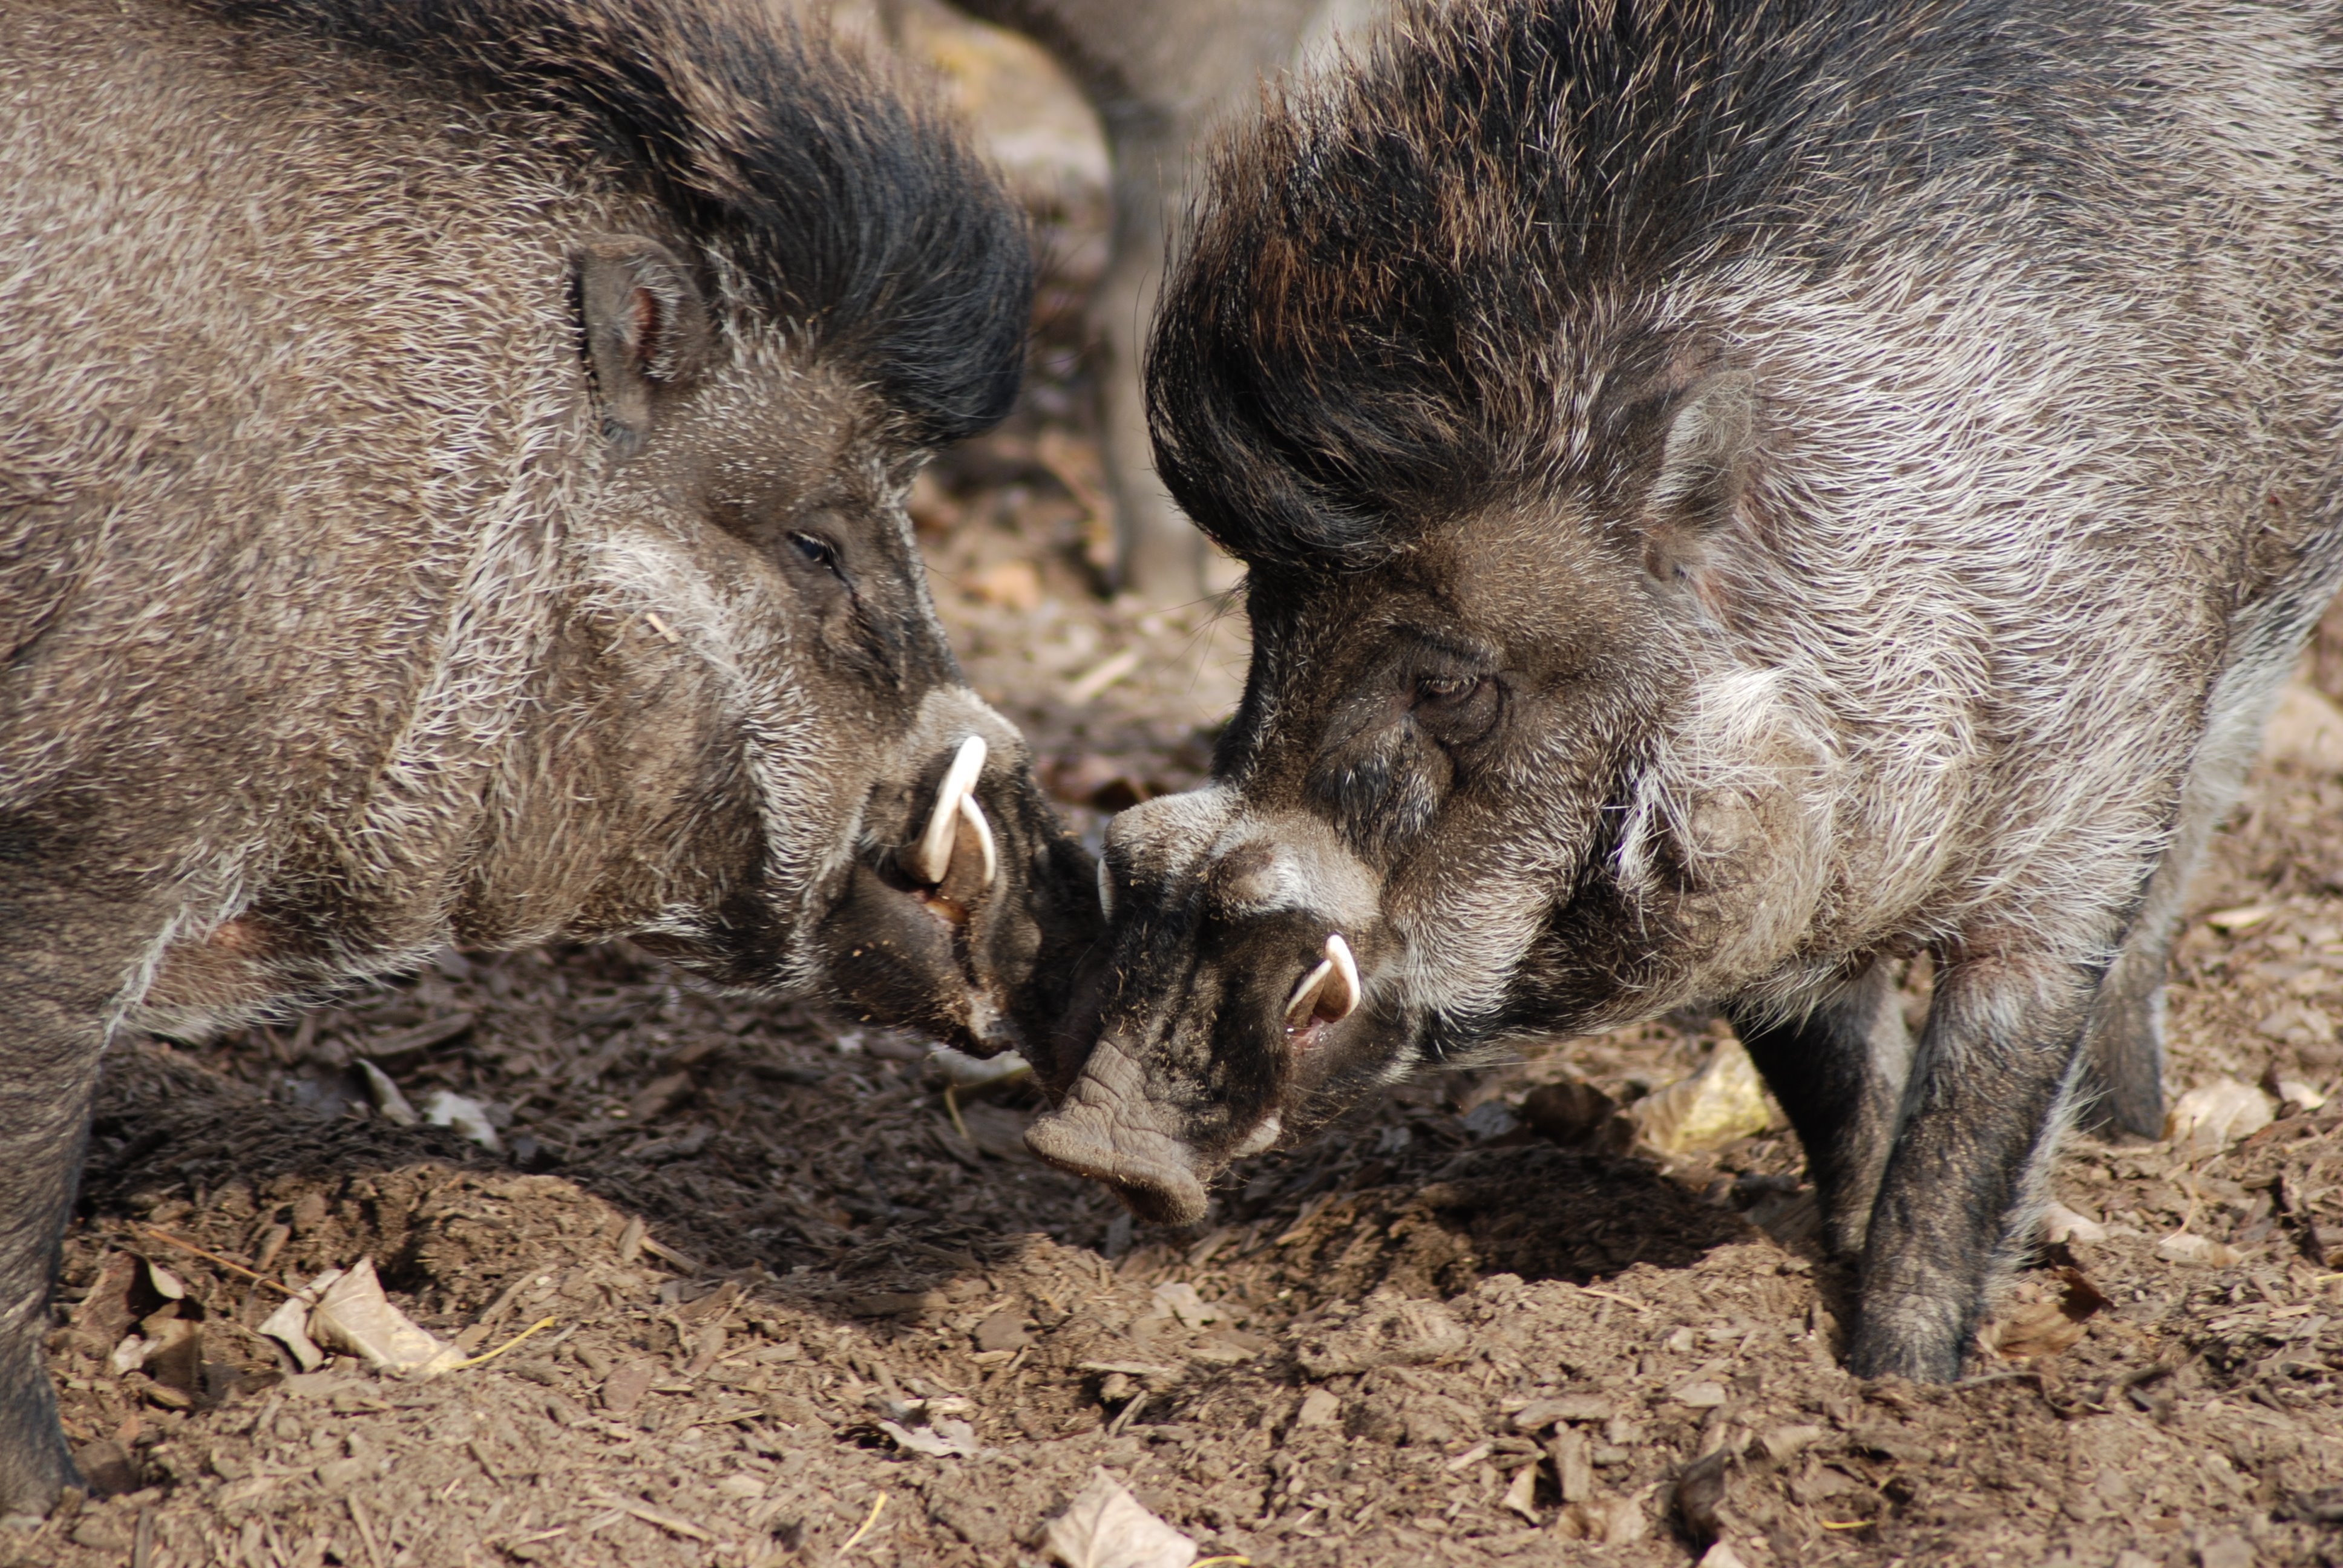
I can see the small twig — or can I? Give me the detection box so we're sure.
[1575,1285,1651,1314]
[1106,1391,1150,1436]
[944,1084,971,1142]
[638,1235,704,1273]
[643,610,681,645]
[137,1226,295,1296]
[462,1316,557,1369]
[1193,1558,1254,1567]
[834,1491,887,1559]
[348,1495,388,1568]
[1819,1518,1875,1531]
[608,1498,715,1543]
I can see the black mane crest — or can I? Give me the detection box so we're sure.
[197,0,1032,445]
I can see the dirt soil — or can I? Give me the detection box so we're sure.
[16,12,2343,1568]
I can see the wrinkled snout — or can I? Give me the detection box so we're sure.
[817,724,1100,1059]
[1022,1032,1210,1225]
[1024,788,1389,1222]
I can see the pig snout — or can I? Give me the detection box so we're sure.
[1022,1033,1211,1226]
[817,731,1072,1055]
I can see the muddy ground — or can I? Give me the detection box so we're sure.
[16,11,2343,1568]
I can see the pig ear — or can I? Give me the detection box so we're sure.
[1640,369,1757,580]
[574,235,712,454]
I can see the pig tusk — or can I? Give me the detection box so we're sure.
[1284,958,1335,1030]
[957,791,998,887]
[909,735,987,886]
[1323,932,1360,1021]
[1096,858,1115,921]
[1287,933,1362,1031]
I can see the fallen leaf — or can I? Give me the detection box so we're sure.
[1697,1543,1754,1568]
[1985,1266,2108,1361]
[879,1417,980,1458]
[2164,1079,2275,1153]
[1151,1282,1218,1330]
[1512,1394,1612,1431]
[2155,1232,2243,1269]
[1630,1039,1774,1154]
[357,1060,418,1125]
[1673,1381,1729,1408]
[260,1296,326,1373]
[2264,679,2343,774]
[2206,906,2278,933]
[306,1257,462,1376]
[1674,1449,1731,1543]
[1556,1495,1647,1545]
[420,1089,502,1151]
[1042,1469,1198,1568]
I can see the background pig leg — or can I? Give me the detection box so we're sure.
[2079,649,2299,1138]
[1727,958,1913,1257]
[1849,949,2099,1380]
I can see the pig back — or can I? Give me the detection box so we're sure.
[1,0,616,892]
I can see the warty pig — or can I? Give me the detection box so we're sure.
[0,0,1098,1518]
[1024,0,2343,1383]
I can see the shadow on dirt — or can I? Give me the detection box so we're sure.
[78,1040,1763,1337]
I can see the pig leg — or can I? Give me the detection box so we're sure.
[0,898,148,1520]
[1727,957,1913,1257]
[1848,949,2097,1380]
[2080,647,2295,1138]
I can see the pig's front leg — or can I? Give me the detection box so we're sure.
[1849,949,2097,1381]
[0,920,128,1521]
[1728,956,1914,1258]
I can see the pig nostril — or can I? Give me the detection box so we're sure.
[906,734,987,886]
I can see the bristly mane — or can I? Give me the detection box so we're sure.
[1146,0,2073,569]
[192,0,1032,445]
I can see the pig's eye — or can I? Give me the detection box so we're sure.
[1412,671,1500,748]
[787,530,844,577]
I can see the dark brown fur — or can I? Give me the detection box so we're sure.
[1027,0,2343,1387]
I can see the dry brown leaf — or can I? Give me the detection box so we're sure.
[1042,1469,1197,1568]
[1630,1039,1774,1154]
[307,1257,463,1376]
[2165,1079,2275,1153]
[1985,1266,2109,1361]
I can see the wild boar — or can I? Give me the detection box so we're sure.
[1024,0,2343,1383]
[0,0,1098,1519]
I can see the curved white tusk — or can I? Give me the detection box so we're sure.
[910,734,987,885]
[1284,957,1334,1030]
[1096,858,1115,921]
[957,791,998,888]
[1322,932,1361,1022]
